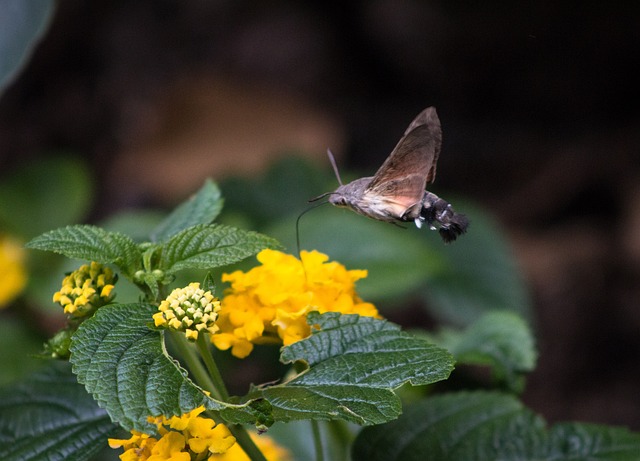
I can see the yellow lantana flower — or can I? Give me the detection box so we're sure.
[109,406,236,461]
[212,249,379,358]
[0,234,27,308]
[153,283,221,342]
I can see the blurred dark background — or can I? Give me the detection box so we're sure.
[1,1,639,429]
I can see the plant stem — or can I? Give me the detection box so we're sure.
[230,425,268,461]
[171,333,267,461]
[311,419,325,461]
[196,333,229,401]
[167,330,221,400]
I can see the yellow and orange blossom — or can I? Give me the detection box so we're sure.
[211,249,379,358]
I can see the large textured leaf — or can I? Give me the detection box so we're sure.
[26,225,142,276]
[69,303,224,432]
[0,0,55,93]
[0,361,118,461]
[229,313,454,426]
[151,179,224,243]
[160,224,280,273]
[352,391,640,461]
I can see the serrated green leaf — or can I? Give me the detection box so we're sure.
[160,224,280,273]
[284,312,453,388]
[0,361,119,461]
[151,180,224,243]
[431,310,537,392]
[232,313,454,426]
[69,303,224,431]
[26,225,142,277]
[260,385,400,425]
[352,391,640,461]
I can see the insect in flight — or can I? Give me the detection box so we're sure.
[325,107,468,243]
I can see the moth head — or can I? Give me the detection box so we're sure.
[328,192,348,208]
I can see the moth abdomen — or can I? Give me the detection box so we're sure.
[420,192,469,243]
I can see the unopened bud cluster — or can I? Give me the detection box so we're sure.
[153,282,221,341]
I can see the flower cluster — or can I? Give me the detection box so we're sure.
[211,249,379,358]
[153,283,221,341]
[108,406,236,460]
[0,234,27,308]
[52,261,116,317]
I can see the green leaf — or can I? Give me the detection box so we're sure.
[69,303,222,431]
[26,225,142,277]
[430,310,537,392]
[100,209,165,243]
[235,313,454,426]
[0,361,119,461]
[160,224,280,273]
[151,179,224,243]
[0,156,92,238]
[546,423,640,460]
[420,202,533,327]
[352,391,640,461]
[221,156,334,227]
[0,0,55,94]
[0,318,43,386]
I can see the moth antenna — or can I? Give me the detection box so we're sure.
[295,200,330,259]
[327,149,343,186]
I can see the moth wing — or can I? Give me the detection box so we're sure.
[365,107,442,211]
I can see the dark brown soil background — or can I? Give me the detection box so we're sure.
[1,1,639,430]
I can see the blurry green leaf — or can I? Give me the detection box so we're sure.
[69,303,224,431]
[420,202,532,327]
[100,209,165,243]
[151,180,224,243]
[0,361,119,461]
[262,420,351,461]
[352,391,640,461]
[221,155,333,227]
[160,224,280,274]
[546,423,640,460]
[0,156,92,238]
[266,207,444,302]
[26,225,142,278]
[429,311,537,392]
[231,313,454,426]
[0,0,55,94]
[0,318,44,385]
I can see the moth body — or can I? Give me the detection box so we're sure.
[327,107,469,243]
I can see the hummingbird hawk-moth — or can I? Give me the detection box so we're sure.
[327,107,468,243]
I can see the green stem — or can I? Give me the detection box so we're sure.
[230,425,268,461]
[196,333,229,401]
[311,419,325,461]
[167,330,221,400]
[170,333,267,461]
